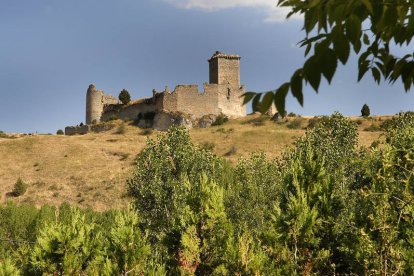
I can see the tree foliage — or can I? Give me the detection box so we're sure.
[118,89,131,105]
[4,113,414,274]
[244,0,414,114]
[361,103,371,117]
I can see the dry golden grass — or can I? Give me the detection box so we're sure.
[0,115,387,211]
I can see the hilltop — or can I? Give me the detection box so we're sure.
[0,114,387,211]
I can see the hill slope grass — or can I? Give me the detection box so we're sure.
[0,114,386,210]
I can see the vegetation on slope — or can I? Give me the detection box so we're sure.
[1,112,414,274]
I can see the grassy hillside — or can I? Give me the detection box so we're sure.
[0,114,387,211]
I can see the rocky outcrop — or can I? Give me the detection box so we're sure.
[153,112,193,131]
[196,114,218,128]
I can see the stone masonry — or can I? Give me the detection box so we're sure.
[77,51,246,133]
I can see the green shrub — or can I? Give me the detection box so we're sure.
[0,257,20,275]
[361,104,370,117]
[364,123,381,132]
[244,115,269,126]
[200,141,215,151]
[307,116,321,129]
[107,115,118,122]
[119,89,131,105]
[56,129,64,135]
[212,114,229,126]
[12,178,28,197]
[287,112,297,117]
[224,146,237,156]
[286,117,303,129]
[140,128,153,136]
[115,123,126,135]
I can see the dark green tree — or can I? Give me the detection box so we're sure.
[119,89,131,105]
[244,0,414,114]
[361,104,370,117]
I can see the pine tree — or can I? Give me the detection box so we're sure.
[119,89,131,105]
[361,104,370,117]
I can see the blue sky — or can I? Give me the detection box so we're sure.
[0,0,413,133]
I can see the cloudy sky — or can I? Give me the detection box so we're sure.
[1,0,413,133]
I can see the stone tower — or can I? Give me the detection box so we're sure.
[208,51,241,87]
[85,84,104,124]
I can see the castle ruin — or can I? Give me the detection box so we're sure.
[70,51,246,134]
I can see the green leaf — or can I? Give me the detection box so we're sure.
[260,92,275,114]
[361,0,373,13]
[353,39,362,54]
[320,48,337,84]
[371,67,381,84]
[252,93,261,112]
[333,31,350,65]
[363,33,370,45]
[290,69,304,106]
[346,15,362,44]
[304,8,318,33]
[304,56,321,92]
[305,43,312,57]
[241,92,256,105]
[358,60,370,82]
[274,83,290,115]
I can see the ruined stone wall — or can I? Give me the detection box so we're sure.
[216,84,246,118]
[84,52,246,127]
[103,94,119,105]
[162,85,220,118]
[65,125,90,136]
[101,98,161,122]
[86,84,120,124]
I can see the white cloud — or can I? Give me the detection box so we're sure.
[165,0,300,23]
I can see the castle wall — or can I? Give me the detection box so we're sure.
[103,95,119,105]
[216,84,246,118]
[101,99,161,122]
[86,84,119,124]
[162,84,220,118]
[83,52,246,128]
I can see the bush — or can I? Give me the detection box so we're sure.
[115,123,126,135]
[119,89,131,105]
[287,112,297,117]
[56,129,64,135]
[224,146,237,156]
[12,178,28,197]
[361,104,370,117]
[107,115,118,121]
[286,118,303,129]
[364,124,381,132]
[307,116,321,129]
[212,114,229,126]
[140,128,153,136]
[244,115,269,126]
[200,141,215,151]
